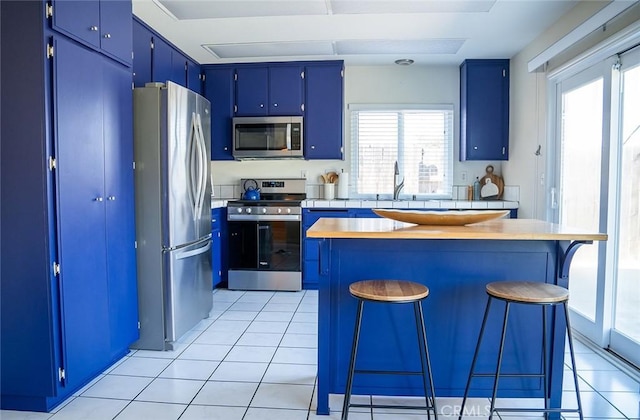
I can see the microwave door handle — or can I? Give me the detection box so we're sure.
[286,123,292,150]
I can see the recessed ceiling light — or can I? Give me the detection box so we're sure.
[395,59,414,66]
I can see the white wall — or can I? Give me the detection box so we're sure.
[211,64,504,198]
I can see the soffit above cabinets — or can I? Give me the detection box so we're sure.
[133,0,606,66]
[155,0,496,19]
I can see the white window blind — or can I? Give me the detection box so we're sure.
[350,106,454,199]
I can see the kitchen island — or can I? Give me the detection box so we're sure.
[306,217,606,417]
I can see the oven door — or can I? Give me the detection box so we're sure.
[227,218,302,291]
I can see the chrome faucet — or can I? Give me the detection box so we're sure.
[393,161,404,200]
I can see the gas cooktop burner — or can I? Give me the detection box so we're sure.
[234,178,306,206]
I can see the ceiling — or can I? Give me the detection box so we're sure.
[132,0,587,66]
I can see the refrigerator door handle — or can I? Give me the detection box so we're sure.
[175,240,211,260]
[188,112,199,222]
[194,113,208,214]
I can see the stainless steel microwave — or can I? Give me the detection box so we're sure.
[232,116,303,159]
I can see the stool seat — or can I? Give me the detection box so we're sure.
[349,280,429,302]
[486,281,569,304]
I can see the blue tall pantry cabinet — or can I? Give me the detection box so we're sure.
[0,0,139,412]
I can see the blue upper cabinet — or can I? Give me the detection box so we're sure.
[187,59,202,94]
[268,65,304,115]
[204,67,235,160]
[460,59,509,161]
[235,67,269,116]
[152,35,173,83]
[132,18,152,87]
[204,60,343,160]
[50,0,132,65]
[132,17,200,90]
[235,65,304,116]
[98,0,132,64]
[304,62,344,159]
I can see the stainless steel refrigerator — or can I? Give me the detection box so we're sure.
[131,82,212,350]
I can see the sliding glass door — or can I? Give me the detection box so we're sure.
[554,64,609,341]
[552,49,640,367]
[609,48,640,366]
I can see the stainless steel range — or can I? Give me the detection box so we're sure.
[227,178,306,291]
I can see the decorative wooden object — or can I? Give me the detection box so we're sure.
[479,165,504,199]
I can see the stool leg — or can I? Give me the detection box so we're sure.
[342,300,364,420]
[542,305,549,420]
[459,296,493,420]
[563,302,584,420]
[414,301,438,419]
[489,301,511,419]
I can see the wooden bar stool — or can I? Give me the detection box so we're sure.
[342,280,438,420]
[459,281,583,420]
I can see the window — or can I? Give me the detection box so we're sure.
[350,105,454,199]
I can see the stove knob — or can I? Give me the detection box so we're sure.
[286,208,292,214]
[262,208,267,214]
[236,207,243,213]
[277,208,282,214]
[246,208,252,214]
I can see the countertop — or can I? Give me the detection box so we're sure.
[301,199,519,209]
[306,217,608,241]
[212,198,519,210]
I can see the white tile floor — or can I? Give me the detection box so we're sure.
[1,288,639,419]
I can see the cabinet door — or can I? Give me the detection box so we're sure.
[235,67,268,116]
[132,18,152,87]
[211,229,222,287]
[99,0,132,64]
[460,59,509,160]
[103,58,139,358]
[269,65,304,115]
[152,36,173,83]
[53,36,110,389]
[204,67,235,160]
[51,0,101,49]
[171,50,188,87]
[187,59,201,94]
[304,63,344,159]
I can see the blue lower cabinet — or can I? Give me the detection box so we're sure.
[302,209,352,290]
[316,238,561,415]
[211,208,227,288]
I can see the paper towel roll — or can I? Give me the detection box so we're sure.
[337,172,349,199]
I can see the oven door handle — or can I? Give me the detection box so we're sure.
[257,224,270,267]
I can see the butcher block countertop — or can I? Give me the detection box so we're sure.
[306,217,608,241]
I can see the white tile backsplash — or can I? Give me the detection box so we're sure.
[213,183,520,209]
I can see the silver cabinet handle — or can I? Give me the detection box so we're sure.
[90,26,98,31]
[259,104,264,108]
[108,196,116,201]
[103,33,111,39]
[273,103,278,107]
[94,197,103,202]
